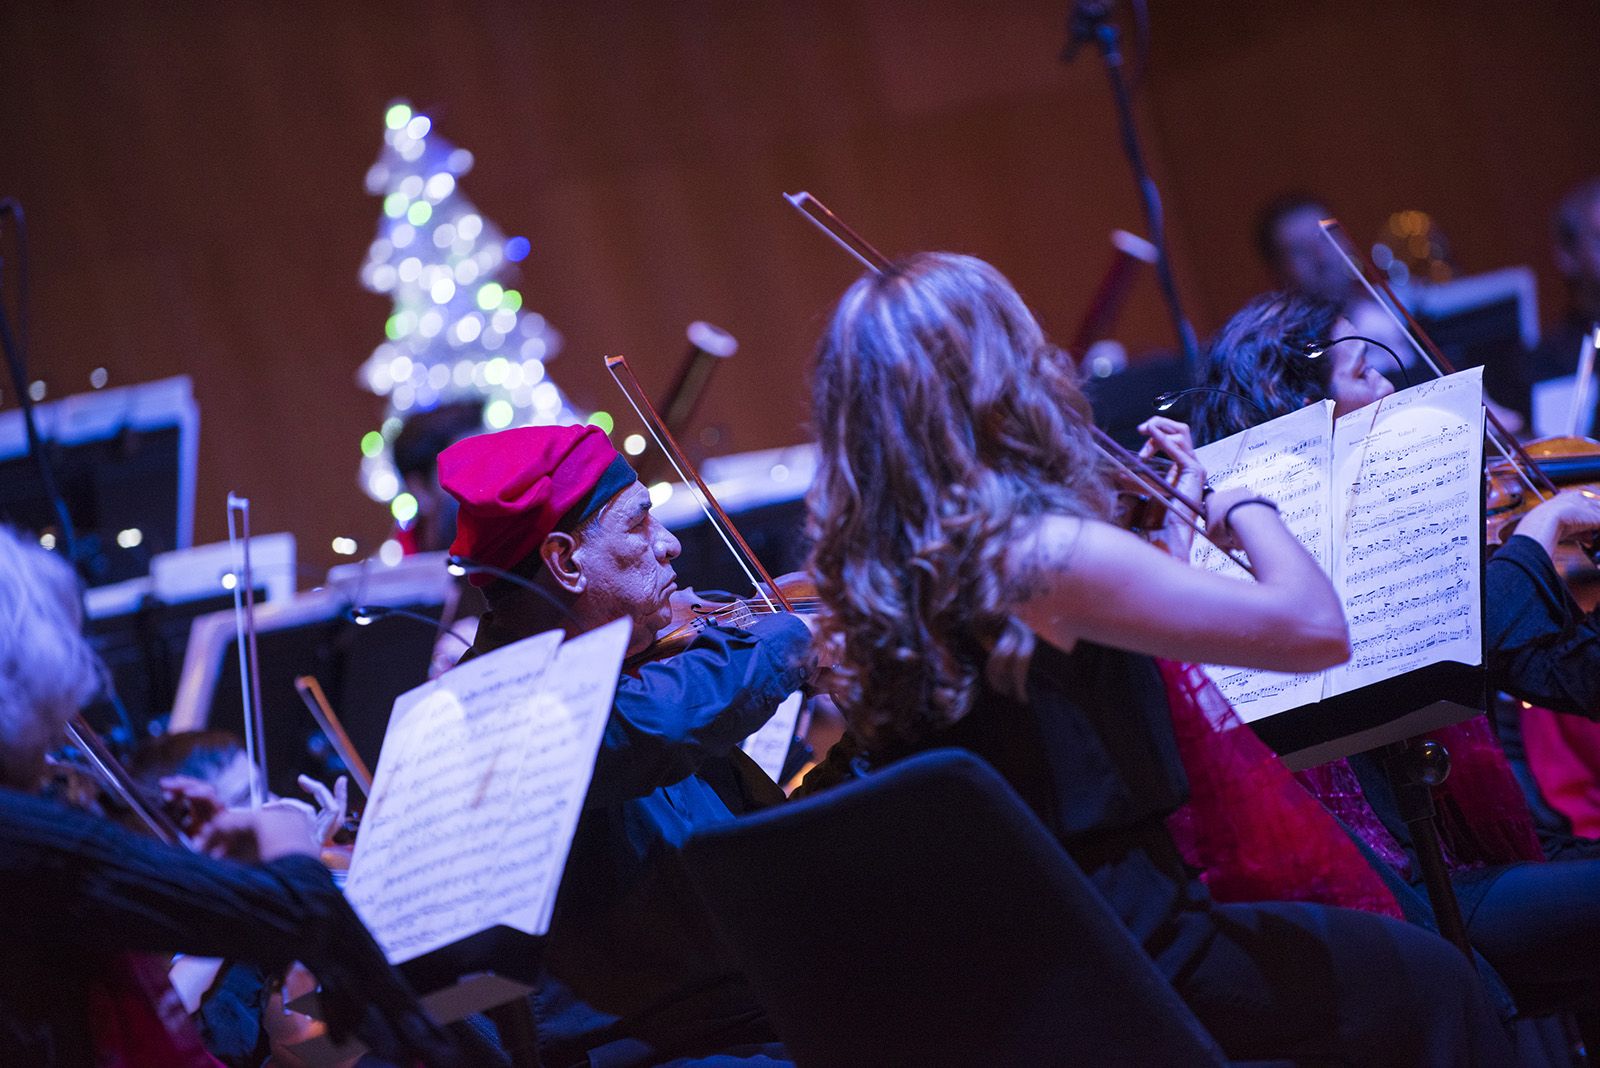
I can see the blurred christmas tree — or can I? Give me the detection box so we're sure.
[355,101,587,515]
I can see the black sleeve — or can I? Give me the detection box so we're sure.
[0,788,473,1066]
[1487,534,1600,717]
[790,731,871,800]
[586,613,813,805]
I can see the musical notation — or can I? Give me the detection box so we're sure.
[1329,367,1484,695]
[1345,557,1470,609]
[346,619,628,962]
[1191,368,1486,720]
[1192,401,1336,720]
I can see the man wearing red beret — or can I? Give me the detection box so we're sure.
[440,423,812,1068]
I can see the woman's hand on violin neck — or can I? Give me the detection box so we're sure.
[1137,416,1206,493]
[1137,416,1206,555]
[165,773,323,861]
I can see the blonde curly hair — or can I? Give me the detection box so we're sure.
[807,253,1112,749]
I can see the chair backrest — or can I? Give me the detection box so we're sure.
[682,748,1229,1067]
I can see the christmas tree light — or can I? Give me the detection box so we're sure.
[355,100,585,503]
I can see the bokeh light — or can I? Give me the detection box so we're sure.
[390,492,419,523]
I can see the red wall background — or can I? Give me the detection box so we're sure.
[0,0,1595,573]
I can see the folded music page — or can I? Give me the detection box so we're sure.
[1326,368,1484,694]
[1191,400,1336,720]
[345,617,629,962]
[740,690,804,783]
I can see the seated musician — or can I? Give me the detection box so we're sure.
[0,524,471,1068]
[1190,289,1600,1031]
[438,424,813,1068]
[801,252,1512,1064]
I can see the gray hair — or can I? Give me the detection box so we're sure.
[0,526,102,781]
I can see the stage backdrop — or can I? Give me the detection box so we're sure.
[0,0,1595,573]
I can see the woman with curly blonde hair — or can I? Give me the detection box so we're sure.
[804,252,1510,1064]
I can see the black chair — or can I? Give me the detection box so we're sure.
[681,748,1232,1067]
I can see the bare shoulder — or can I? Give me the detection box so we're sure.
[1007,514,1150,589]
[1008,515,1191,619]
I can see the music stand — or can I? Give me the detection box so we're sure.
[0,374,198,587]
[285,927,543,1067]
[169,558,452,795]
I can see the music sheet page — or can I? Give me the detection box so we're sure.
[1192,401,1335,721]
[1326,367,1484,695]
[494,620,632,936]
[740,690,804,783]
[345,618,628,962]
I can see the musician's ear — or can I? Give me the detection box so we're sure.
[540,531,585,595]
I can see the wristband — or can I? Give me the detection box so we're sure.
[1221,497,1278,528]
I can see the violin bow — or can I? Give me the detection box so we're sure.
[1566,327,1599,438]
[294,676,374,796]
[1317,218,1557,502]
[605,355,792,612]
[783,191,1256,577]
[225,494,269,809]
[785,192,893,272]
[66,715,186,846]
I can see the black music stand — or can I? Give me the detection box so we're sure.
[289,925,544,1066]
[1245,426,1491,959]
[1254,660,1486,957]
[169,573,449,795]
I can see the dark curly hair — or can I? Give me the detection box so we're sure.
[806,253,1113,750]
[1189,291,1343,445]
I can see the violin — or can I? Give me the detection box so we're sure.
[58,716,189,845]
[626,572,821,670]
[1484,436,1600,570]
[1110,455,1179,538]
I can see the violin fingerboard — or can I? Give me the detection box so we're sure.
[689,602,759,632]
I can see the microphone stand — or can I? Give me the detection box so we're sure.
[1062,2,1200,374]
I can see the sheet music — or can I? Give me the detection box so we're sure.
[1189,369,1484,722]
[493,621,633,935]
[740,691,804,783]
[345,618,628,962]
[1191,401,1335,721]
[1326,367,1484,694]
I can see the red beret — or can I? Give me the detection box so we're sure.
[439,424,627,585]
